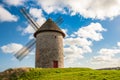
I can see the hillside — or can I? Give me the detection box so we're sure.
[0,68,120,80]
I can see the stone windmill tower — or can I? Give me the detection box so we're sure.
[14,8,65,68]
[34,19,65,68]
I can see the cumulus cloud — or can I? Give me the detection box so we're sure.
[1,43,23,54]
[3,0,25,6]
[62,29,68,37]
[23,25,35,34]
[74,23,107,41]
[64,22,106,66]
[37,0,120,20]
[91,42,120,68]
[24,8,46,32]
[92,48,120,62]
[117,42,120,47]
[99,48,120,56]
[67,0,120,19]
[29,8,46,26]
[37,0,66,14]
[0,6,18,22]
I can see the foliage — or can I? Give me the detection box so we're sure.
[0,68,120,80]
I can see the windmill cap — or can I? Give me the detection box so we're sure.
[34,18,65,38]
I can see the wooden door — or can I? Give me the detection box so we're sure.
[53,61,58,68]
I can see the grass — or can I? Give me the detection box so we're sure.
[0,68,120,80]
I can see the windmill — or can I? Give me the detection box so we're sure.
[14,8,65,68]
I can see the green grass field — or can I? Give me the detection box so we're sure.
[0,68,120,80]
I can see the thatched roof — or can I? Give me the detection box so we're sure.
[34,18,65,38]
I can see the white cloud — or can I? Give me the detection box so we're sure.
[64,45,86,64]
[91,42,120,68]
[0,6,18,22]
[92,48,120,63]
[3,0,24,6]
[1,43,23,54]
[117,42,120,47]
[29,8,46,26]
[29,34,34,40]
[64,37,92,47]
[67,0,120,20]
[91,48,120,62]
[0,42,34,60]
[74,23,107,41]
[37,0,66,14]
[91,55,120,68]
[99,48,120,56]
[90,58,120,69]
[64,22,106,66]
[23,25,35,34]
[37,0,120,20]
[29,8,43,19]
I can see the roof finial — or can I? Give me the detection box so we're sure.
[47,18,52,21]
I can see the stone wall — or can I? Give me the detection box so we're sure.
[35,31,64,68]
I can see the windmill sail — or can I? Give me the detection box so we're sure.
[55,16,64,25]
[20,8,39,31]
[14,39,36,60]
[14,7,40,60]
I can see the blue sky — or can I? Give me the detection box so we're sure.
[0,0,120,72]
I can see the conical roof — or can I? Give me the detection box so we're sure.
[34,18,65,38]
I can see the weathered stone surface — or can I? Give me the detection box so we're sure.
[35,31,64,68]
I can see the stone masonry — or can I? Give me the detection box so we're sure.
[34,18,65,68]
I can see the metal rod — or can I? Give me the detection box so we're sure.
[20,8,39,30]
[14,39,36,60]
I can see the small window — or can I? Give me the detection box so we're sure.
[55,36,56,38]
